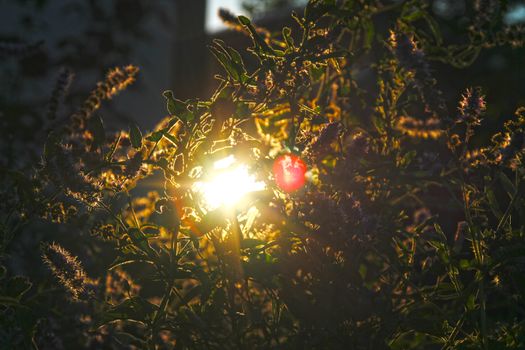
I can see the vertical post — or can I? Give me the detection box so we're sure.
[171,0,207,99]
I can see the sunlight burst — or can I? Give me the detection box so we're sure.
[193,156,265,210]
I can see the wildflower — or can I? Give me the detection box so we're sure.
[458,87,486,125]
[41,242,93,301]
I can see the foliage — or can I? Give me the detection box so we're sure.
[2,0,525,349]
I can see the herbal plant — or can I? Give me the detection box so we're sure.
[2,0,525,349]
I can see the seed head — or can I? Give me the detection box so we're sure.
[42,242,91,301]
[397,116,442,139]
[458,87,486,125]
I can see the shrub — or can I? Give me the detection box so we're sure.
[2,1,525,349]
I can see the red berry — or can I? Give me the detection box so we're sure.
[273,154,307,192]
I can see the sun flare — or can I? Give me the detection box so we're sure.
[192,156,265,210]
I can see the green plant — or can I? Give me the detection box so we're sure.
[2,1,525,349]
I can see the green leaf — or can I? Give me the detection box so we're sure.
[304,0,335,22]
[236,102,251,118]
[363,20,375,49]
[97,297,157,326]
[162,131,179,146]
[401,8,424,22]
[237,15,274,56]
[398,150,417,168]
[423,14,443,45]
[237,15,251,26]
[141,223,160,237]
[282,27,294,49]
[11,170,34,202]
[195,208,228,236]
[466,294,477,311]
[497,171,516,198]
[108,255,155,270]
[162,90,188,118]
[146,130,163,142]
[43,131,60,160]
[486,188,503,219]
[129,123,142,149]
[113,332,146,347]
[209,42,242,81]
[185,230,201,250]
[180,110,195,123]
[6,276,32,299]
[127,228,156,256]
[372,114,387,133]
[88,115,106,148]
[180,285,202,305]
[226,46,243,67]
[459,259,471,269]
[241,238,265,250]
[221,42,247,79]
[0,295,23,307]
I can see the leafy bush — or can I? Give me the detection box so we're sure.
[2,0,525,349]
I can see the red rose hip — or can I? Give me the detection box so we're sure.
[273,154,307,192]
